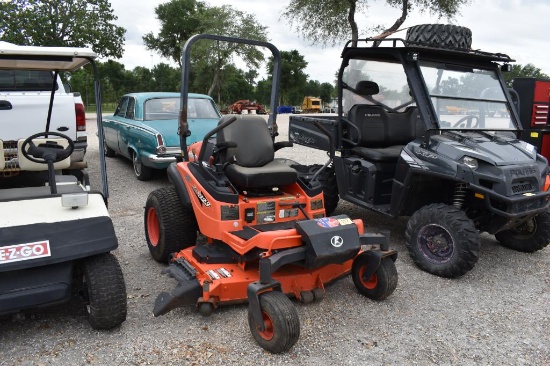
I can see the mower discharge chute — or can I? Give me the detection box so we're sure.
[144,34,398,354]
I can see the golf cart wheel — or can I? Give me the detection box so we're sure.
[406,24,472,49]
[144,187,198,263]
[104,142,115,157]
[352,254,398,300]
[81,253,127,330]
[132,150,152,181]
[495,211,550,253]
[405,203,480,278]
[247,291,300,354]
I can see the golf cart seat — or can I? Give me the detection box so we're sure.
[217,115,297,188]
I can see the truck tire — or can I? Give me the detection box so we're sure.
[406,24,472,49]
[495,211,550,253]
[145,187,198,263]
[405,203,480,278]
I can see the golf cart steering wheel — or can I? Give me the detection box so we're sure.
[21,132,74,164]
[452,115,479,128]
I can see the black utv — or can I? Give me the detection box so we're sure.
[289,24,550,278]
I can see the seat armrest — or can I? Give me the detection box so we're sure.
[274,141,293,152]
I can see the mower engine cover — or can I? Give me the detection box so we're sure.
[295,214,360,268]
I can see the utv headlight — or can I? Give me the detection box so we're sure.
[462,156,479,170]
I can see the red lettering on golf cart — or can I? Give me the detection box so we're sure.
[0,241,51,264]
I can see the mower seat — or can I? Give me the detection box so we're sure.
[217,115,297,188]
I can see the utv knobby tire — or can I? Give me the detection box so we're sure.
[495,211,550,253]
[352,255,398,300]
[248,291,300,354]
[405,203,480,278]
[145,187,198,263]
[406,24,472,50]
[82,253,127,330]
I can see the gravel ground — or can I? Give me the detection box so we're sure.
[1,114,549,365]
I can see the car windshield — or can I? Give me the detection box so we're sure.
[144,97,220,120]
[419,61,516,130]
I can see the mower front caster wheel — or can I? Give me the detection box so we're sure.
[248,291,300,354]
[198,302,215,317]
[352,254,398,301]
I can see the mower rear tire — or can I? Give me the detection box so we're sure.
[145,187,198,263]
[352,254,397,301]
[405,203,480,278]
[81,253,127,330]
[406,24,472,49]
[495,211,550,253]
[248,291,300,354]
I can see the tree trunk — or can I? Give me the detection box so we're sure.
[373,0,409,40]
[347,0,358,47]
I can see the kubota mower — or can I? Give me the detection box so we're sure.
[144,34,398,354]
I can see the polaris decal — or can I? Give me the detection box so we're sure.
[0,240,51,264]
[192,185,211,207]
[316,217,340,228]
[510,167,537,177]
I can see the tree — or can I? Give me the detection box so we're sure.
[503,64,549,88]
[0,0,125,58]
[267,50,308,105]
[282,0,469,46]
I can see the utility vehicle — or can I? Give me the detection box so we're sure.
[144,34,398,354]
[288,24,550,278]
[0,43,127,329]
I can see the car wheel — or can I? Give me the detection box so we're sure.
[144,187,198,263]
[132,150,152,181]
[405,203,480,278]
[81,253,127,330]
[104,142,115,157]
[495,211,550,253]
[352,254,398,300]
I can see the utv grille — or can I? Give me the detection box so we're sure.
[511,181,533,195]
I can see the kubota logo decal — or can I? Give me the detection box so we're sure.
[192,186,211,207]
[331,236,344,248]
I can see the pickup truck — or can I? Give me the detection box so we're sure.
[0,65,87,176]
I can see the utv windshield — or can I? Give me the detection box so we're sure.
[419,61,516,130]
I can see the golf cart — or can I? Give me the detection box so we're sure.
[0,43,127,329]
[144,34,398,353]
[288,24,550,278]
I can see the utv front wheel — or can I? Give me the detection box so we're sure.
[405,203,480,278]
[352,254,398,300]
[145,187,198,263]
[495,211,550,253]
[81,253,127,330]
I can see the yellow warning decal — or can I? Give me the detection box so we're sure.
[531,132,539,138]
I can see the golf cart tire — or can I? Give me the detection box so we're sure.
[352,255,398,300]
[145,187,198,263]
[82,253,127,330]
[405,203,480,278]
[495,210,550,253]
[406,24,472,49]
[248,291,300,354]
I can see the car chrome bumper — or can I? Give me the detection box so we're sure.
[142,153,179,164]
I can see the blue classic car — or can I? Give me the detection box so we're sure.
[102,92,221,180]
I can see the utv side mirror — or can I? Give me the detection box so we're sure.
[501,64,513,73]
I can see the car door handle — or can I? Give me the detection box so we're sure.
[0,100,12,110]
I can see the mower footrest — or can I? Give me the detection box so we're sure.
[153,261,202,317]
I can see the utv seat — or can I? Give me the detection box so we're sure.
[217,115,297,188]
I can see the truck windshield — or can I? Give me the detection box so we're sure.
[419,61,516,130]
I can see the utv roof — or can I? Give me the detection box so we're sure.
[0,41,97,71]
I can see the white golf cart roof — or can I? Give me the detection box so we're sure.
[0,41,97,71]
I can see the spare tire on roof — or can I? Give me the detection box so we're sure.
[406,24,472,49]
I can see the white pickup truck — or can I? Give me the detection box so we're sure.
[0,52,87,175]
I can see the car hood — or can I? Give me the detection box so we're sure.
[429,131,536,166]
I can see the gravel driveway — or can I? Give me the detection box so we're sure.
[1,114,548,365]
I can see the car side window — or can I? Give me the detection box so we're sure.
[115,97,129,118]
[126,97,135,119]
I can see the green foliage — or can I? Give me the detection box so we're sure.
[0,0,125,58]
[267,50,308,105]
[503,64,549,88]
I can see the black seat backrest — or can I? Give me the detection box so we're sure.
[217,115,274,167]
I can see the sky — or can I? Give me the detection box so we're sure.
[108,0,550,84]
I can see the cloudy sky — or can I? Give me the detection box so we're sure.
[108,0,550,84]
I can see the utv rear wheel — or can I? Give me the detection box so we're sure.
[352,254,398,300]
[81,253,127,330]
[406,24,472,49]
[145,187,198,263]
[405,203,480,278]
[495,211,550,253]
[248,291,300,354]
[133,151,152,181]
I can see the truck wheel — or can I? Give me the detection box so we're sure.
[405,203,480,278]
[132,150,152,181]
[248,291,300,354]
[406,24,472,49]
[495,211,550,253]
[352,254,398,300]
[81,253,127,330]
[104,143,115,158]
[144,187,198,263]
